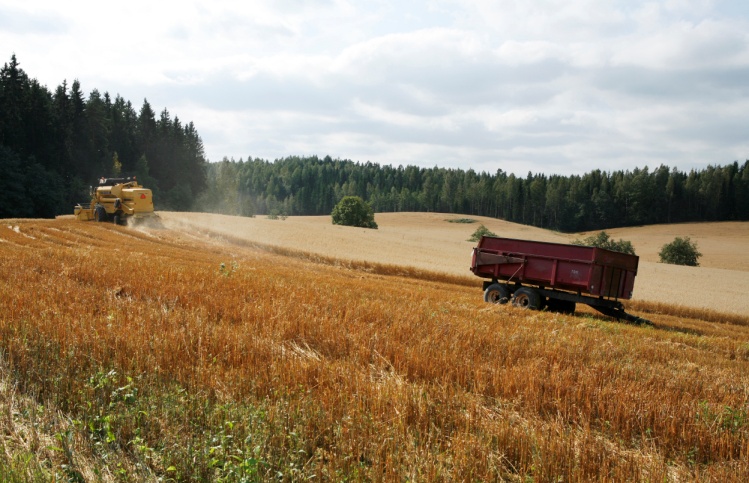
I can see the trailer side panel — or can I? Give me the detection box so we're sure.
[471,236,639,300]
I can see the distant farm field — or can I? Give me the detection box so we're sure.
[162,212,749,316]
[1,214,748,480]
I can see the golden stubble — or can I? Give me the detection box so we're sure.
[1,217,748,480]
[160,212,749,315]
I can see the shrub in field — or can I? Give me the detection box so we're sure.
[659,236,702,266]
[467,224,497,242]
[331,196,378,229]
[266,210,287,220]
[572,231,636,255]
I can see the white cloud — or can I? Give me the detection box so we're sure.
[1,0,748,174]
[611,18,749,69]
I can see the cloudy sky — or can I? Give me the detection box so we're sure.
[3,0,749,175]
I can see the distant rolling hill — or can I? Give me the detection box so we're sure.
[160,212,749,316]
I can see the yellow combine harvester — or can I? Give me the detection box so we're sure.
[74,177,156,225]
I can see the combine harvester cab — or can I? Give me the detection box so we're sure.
[471,235,650,324]
[74,177,158,226]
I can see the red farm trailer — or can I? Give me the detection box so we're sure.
[471,235,649,324]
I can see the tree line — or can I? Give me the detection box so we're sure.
[3,54,748,232]
[199,155,749,232]
[0,54,207,218]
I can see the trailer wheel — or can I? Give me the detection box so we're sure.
[484,283,510,304]
[113,214,120,225]
[512,287,542,310]
[94,206,107,222]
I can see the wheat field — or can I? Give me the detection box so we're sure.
[161,212,749,316]
[1,214,748,481]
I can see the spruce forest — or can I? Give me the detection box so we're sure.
[0,55,207,217]
[2,54,749,233]
[203,156,749,232]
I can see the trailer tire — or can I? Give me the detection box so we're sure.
[113,214,121,225]
[512,287,542,310]
[95,206,107,222]
[484,283,510,304]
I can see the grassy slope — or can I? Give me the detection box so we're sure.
[1,217,748,481]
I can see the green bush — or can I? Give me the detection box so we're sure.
[468,224,497,242]
[659,236,702,266]
[331,196,378,229]
[572,231,636,255]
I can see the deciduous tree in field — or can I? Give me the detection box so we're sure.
[331,196,378,229]
[659,236,702,266]
[572,231,636,255]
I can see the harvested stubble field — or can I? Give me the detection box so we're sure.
[164,212,749,316]
[1,214,748,481]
